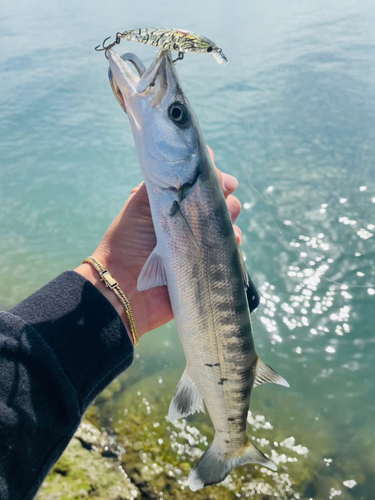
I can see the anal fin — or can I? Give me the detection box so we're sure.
[168,368,205,421]
[254,358,290,388]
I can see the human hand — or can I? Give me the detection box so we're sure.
[76,146,242,340]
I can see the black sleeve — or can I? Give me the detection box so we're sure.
[0,271,134,500]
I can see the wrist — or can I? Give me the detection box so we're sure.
[75,261,135,345]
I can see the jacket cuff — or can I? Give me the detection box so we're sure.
[10,270,134,412]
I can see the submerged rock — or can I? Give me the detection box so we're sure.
[36,421,139,500]
[37,369,356,499]
[107,369,336,499]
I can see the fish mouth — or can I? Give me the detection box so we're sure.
[108,65,126,111]
[107,49,144,114]
[107,49,176,116]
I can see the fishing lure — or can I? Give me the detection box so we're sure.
[96,27,228,65]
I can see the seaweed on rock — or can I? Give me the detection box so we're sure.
[36,421,139,500]
[38,369,358,499]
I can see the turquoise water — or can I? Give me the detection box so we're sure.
[1,0,375,498]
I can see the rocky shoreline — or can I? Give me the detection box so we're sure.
[36,367,361,500]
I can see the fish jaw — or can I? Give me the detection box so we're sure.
[107,49,146,134]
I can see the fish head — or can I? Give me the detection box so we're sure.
[107,49,203,191]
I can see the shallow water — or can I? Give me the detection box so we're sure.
[1,0,375,498]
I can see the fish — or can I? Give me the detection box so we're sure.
[106,48,289,490]
[116,27,228,65]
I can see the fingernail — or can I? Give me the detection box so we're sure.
[222,173,238,192]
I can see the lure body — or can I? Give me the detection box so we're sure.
[118,27,228,65]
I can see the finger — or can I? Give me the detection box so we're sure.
[130,181,144,194]
[207,145,223,189]
[226,195,241,223]
[207,145,239,198]
[221,172,238,196]
[213,166,239,198]
[207,144,215,163]
[233,224,242,245]
[123,181,148,213]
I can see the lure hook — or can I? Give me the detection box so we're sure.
[95,33,122,53]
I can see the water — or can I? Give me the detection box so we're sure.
[1,0,375,498]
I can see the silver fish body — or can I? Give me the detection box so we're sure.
[106,48,288,490]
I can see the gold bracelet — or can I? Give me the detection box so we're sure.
[82,256,139,347]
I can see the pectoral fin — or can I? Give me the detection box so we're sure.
[254,358,289,388]
[168,368,205,421]
[137,245,167,291]
[170,201,200,251]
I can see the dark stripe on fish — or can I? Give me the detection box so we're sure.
[239,364,253,382]
[218,378,228,385]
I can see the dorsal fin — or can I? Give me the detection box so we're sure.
[238,247,249,287]
[238,247,260,313]
[246,274,260,313]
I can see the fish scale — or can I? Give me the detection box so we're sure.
[154,173,256,452]
[106,47,289,490]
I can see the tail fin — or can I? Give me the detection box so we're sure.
[188,438,276,491]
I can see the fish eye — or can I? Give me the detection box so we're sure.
[207,46,213,53]
[168,102,190,126]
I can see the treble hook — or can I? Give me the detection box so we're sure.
[95,33,122,53]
